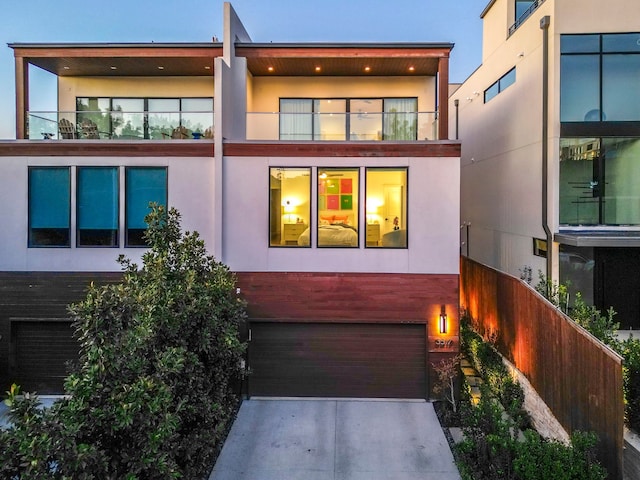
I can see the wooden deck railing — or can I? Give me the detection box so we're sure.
[460,256,624,480]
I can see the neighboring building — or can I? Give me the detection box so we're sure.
[0,3,460,396]
[451,0,640,328]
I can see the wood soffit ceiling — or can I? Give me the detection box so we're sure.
[11,44,221,76]
[11,43,452,77]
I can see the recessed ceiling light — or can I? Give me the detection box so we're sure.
[63,66,70,70]
[204,65,211,70]
[110,66,117,70]
[364,66,371,72]
[315,66,321,72]
[408,66,415,72]
[267,66,274,72]
[158,66,165,70]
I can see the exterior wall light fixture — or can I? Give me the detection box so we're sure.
[439,305,447,334]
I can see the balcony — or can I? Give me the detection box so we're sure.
[246,111,438,141]
[26,111,214,140]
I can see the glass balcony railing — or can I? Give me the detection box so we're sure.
[26,111,214,140]
[246,111,439,141]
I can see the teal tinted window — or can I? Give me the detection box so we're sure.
[29,167,70,247]
[560,55,600,122]
[77,167,119,246]
[484,68,516,103]
[561,35,600,53]
[603,33,640,52]
[125,167,167,246]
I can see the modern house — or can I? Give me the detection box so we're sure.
[0,3,460,397]
[451,0,640,328]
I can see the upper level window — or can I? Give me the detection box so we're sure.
[365,168,407,248]
[484,68,516,103]
[76,97,214,139]
[28,167,70,247]
[269,167,311,247]
[280,98,418,141]
[77,167,119,247]
[318,168,360,247]
[509,0,545,36]
[561,33,640,123]
[125,167,167,247]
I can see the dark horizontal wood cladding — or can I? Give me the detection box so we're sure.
[460,257,624,480]
[224,141,461,158]
[248,322,426,398]
[12,321,78,394]
[0,141,214,157]
[0,272,123,393]
[236,272,458,322]
[236,46,452,59]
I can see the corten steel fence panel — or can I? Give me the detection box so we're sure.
[460,256,624,480]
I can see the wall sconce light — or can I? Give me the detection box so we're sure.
[439,305,448,334]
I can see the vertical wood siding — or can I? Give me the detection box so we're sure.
[460,257,624,480]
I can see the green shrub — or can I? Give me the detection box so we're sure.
[0,205,247,479]
[460,317,529,429]
[456,392,606,480]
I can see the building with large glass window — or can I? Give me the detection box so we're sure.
[451,0,640,328]
[0,3,460,398]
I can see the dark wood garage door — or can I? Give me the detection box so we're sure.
[11,321,78,394]
[248,323,426,398]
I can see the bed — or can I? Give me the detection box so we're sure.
[297,224,358,247]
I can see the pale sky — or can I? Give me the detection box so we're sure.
[0,0,485,139]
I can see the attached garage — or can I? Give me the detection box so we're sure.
[11,320,78,394]
[248,322,427,399]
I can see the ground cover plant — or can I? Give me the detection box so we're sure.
[0,205,247,479]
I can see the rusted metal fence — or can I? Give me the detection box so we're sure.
[460,256,624,480]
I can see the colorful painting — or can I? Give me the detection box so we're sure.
[341,195,353,210]
[326,181,339,194]
[340,178,353,194]
[327,195,339,210]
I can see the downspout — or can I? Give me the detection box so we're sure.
[540,15,552,285]
[454,99,459,140]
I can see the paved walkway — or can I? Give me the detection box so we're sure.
[209,398,461,480]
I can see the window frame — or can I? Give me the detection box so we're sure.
[28,166,72,248]
[364,167,409,249]
[124,166,168,247]
[268,166,312,248]
[484,68,516,103]
[76,166,120,248]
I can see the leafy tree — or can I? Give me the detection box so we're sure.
[1,205,246,479]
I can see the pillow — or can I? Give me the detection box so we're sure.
[332,215,349,224]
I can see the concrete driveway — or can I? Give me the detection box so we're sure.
[209,398,461,480]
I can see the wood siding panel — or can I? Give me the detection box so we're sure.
[0,141,214,157]
[249,323,426,398]
[0,272,122,393]
[12,321,77,393]
[224,141,460,158]
[460,257,624,480]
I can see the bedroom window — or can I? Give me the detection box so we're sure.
[317,168,360,247]
[269,167,311,247]
[365,168,408,248]
[77,167,119,247]
[125,167,167,247]
[28,167,71,247]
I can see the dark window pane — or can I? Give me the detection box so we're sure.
[559,138,600,225]
[603,55,640,121]
[560,55,600,122]
[602,138,640,225]
[561,34,600,54]
[499,68,516,91]
[29,167,70,247]
[515,0,534,21]
[484,82,499,103]
[126,167,167,246]
[603,33,640,53]
[77,167,119,246]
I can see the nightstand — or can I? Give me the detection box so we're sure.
[366,224,380,246]
[283,223,306,245]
